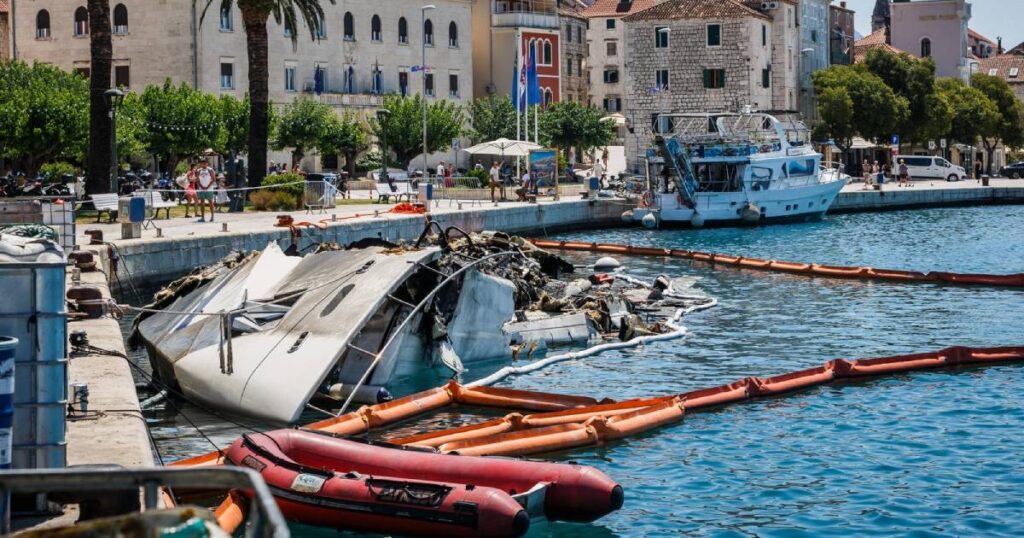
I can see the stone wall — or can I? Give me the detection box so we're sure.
[561,14,588,103]
[586,15,626,113]
[624,18,760,169]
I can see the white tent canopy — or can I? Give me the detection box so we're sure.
[463,138,542,157]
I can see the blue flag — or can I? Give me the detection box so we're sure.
[527,47,542,105]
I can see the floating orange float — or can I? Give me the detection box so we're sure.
[528,239,1024,288]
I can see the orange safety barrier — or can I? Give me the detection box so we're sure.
[439,423,599,457]
[748,365,836,396]
[679,380,751,410]
[453,383,606,411]
[518,397,674,428]
[528,239,1024,288]
[586,398,686,441]
[395,415,525,448]
[215,490,247,535]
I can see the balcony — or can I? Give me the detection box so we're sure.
[491,0,558,29]
[303,81,385,108]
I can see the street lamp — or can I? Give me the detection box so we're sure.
[421,4,435,180]
[104,88,125,194]
[377,108,391,183]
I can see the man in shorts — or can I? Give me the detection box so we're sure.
[195,158,217,222]
[488,161,505,202]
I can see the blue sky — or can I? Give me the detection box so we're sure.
[840,0,1022,48]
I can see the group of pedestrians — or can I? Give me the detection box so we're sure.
[861,159,912,189]
[181,158,223,222]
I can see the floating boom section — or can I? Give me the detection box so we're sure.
[528,239,1024,288]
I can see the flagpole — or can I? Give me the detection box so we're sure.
[515,31,522,180]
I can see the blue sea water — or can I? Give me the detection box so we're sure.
[140,205,1024,536]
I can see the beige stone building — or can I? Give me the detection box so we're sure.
[1,1,10,59]
[10,0,474,170]
[582,0,660,115]
[621,0,799,169]
[559,0,588,103]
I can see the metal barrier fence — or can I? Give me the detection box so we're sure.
[426,176,587,206]
[303,179,338,213]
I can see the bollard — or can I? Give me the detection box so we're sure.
[0,336,18,533]
[70,383,89,413]
[221,222,228,233]
[155,227,163,238]
[332,214,337,222]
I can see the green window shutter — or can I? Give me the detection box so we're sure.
[703,69,711,88]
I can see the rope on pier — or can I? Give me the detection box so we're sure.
[529,239,1024,288]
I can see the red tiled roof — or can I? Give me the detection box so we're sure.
[978,54,1024,83]
[0,0,9,14]
[968,28,995,45]
[623,0,770,22]
[582,0,659,18]
[853,28,904,63]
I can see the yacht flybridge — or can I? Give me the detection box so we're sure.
[629,111,849,227]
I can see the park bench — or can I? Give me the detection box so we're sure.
[90,193,120,223]
[139,189,178,229]
[371,173,415,203]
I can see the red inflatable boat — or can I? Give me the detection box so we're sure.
[226,429,623,535]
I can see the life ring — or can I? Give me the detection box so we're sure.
[640,192,652,208]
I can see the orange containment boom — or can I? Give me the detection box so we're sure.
[386,346,1024,457]
[528,239,1024,288]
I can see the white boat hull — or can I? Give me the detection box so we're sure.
[633,178,847,226]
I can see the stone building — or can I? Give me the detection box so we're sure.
[581,0,660,115]
[622,0,798,169]
[829,1,855,65]
[10,0,474,170]
[799,0,831,125]
[560,0,589,103]
[0,0,9,60]
[979,54,1024,102]
[888,0,975,80]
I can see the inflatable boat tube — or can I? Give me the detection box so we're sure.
[229,429,623,524]
[227,432,529,537]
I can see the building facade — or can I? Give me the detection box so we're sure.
[1,1,10,60]
[581,0,659,115]
[560,0,588,103]
[622,0,799,170]
[829,1,855,65]
[11,0,475,170]
[798,0,830,124]
[889,0,974,80]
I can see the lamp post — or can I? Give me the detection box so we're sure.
[104,88,125,194]
[421,4,435,180]
[377,109,391,183]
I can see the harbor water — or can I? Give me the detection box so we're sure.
[128,205,1024,536]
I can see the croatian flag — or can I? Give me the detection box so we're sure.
[511,41,527,112]
[527,46,542,106]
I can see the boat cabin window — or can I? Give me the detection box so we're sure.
[750,166,773,191]
[694,163,740,192]
[787,159,816,176]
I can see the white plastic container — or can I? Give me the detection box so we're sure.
[0,237,67,471]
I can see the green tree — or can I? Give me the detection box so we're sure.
[370,94,465,168]
[971,73,1024,175]
[468,96,517,143]
[87,0,114,193]
[863,48,950,150]
[814,64,908,166]
[812,86,856,159]
[139,80,223,174]
[216,94,250,156]
[936,78,1000,156]
[0,61,89,177]
[271,97,334,166]
[319,112,368,178]
[538,101,615,155]
[203,0,335,185]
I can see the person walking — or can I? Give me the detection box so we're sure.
[601,147,610,172]
[974,159,983,182]
[488,161,505,202]
[443,161,454,188]
[898,159,909,187]
[194,158,217,222]
[593,159,605,184]
[184,163,199,218]
[436,161,446,183]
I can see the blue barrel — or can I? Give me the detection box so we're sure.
[0,336,16,470]
[588,176,600,191]
[128,196,146,223]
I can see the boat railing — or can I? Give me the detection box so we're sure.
[0,466,288,537]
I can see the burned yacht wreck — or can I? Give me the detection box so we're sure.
[131,227,711,424]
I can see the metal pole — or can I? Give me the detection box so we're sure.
[421,6,435,180]
[109,108,118,194]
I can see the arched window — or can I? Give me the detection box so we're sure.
[36,10,51,39]
[448,21,458,47]
[424,19,433,46]
[398,17,408,44]
[219,6,233,31]
[343,12,354,40]
[74,6,89,37]
[543,88,553,107]
[315,12,326,39]
[542,40,553,65]
[921,38,932,58]
[112,4,128,35]
[371,15,381,42]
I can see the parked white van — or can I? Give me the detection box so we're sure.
[894,155,967,181]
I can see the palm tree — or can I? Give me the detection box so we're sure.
[87,0,113,194]
[203,0,334,187]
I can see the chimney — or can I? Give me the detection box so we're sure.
[840,1,847,8]
[884,25,891,45]
[998,37,1004,55]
